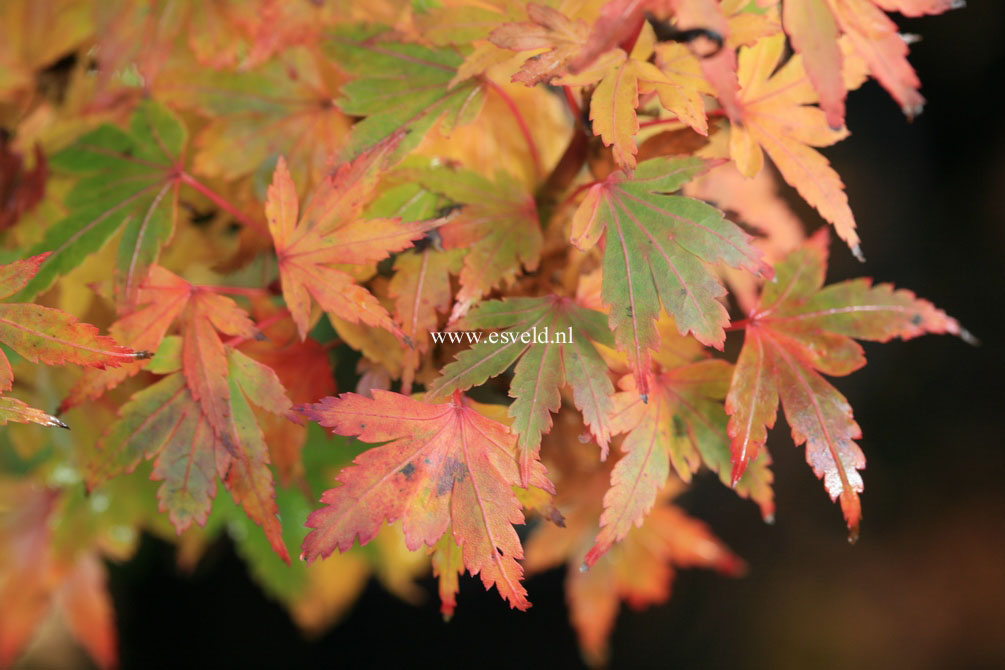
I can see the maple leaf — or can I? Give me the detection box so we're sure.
[238,298,335,481]
[13,101,187,311]
[726,230,967,540]
[489,4,590,86]
[428,296,617,485]
[90,347,292,561]
[300,390,554,610]
[401,164,543,321]
[730,33,869,255]
[366,178,462,395]
[557,22,712,171]
[585,355,771,566]
[59,265,192,412]
[780,0,964,125]
[570,156,770,397]
[265,138,437,341]
[0,253,144,395]
[156,45,352,187]
[390,247,464,395]
[324,26,488,162]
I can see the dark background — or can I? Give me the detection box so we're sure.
[103,3,1005,669]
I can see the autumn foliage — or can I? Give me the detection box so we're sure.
[0,0,969,666]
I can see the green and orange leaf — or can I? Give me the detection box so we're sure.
[324,26,487,162]
[428,296,617,484]
[726,230,967,539]
[570,156,770,397]
[14,101,187,311]
[402,164,542,321]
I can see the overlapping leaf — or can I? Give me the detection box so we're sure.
[60,265,191,412]
[300,391,554,610]
[429,296,617,484]
[89,347,292,561]
[730,33,868,255]
[726,230,966,539]
[402,164,542,321]
[156,45,351,187]
[69,265,296,559]
[14,101,186,311]
[390,247,464,395]
[324,26,487,162]
[237,298,335,481]
[781,0,964,125]
[0,253,143,396]
[586,356,771,566]
[489,3,589,86]
[265,138,439,342]
[557,22,711,171]
[571,156,770,396]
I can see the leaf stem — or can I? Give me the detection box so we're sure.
[484,78,542,179]
[638,109,726,130]
[563,86,582,121]
[724,318,751,332]
[557,179,602,213]
[224,309,292,347]
[201,285,271,297]
[179,172,268,236]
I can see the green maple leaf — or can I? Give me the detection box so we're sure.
[570,156,771,397]
[396,163,542,320]
[14,101,186,312]
[325,26,487,162]
[429,295,616,485]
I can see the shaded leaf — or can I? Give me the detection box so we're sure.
[14,101,187,311]
[324,26,487,161]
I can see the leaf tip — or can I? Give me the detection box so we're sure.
[851,244,866,263]
[957,325,980,347]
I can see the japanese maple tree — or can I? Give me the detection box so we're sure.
[0,0,970,667]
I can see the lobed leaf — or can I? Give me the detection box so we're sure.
[301,390,554,610]
[14,101,187,311]
[571,156,770,396]
[429,296,616,484]
[726,230,965,538]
